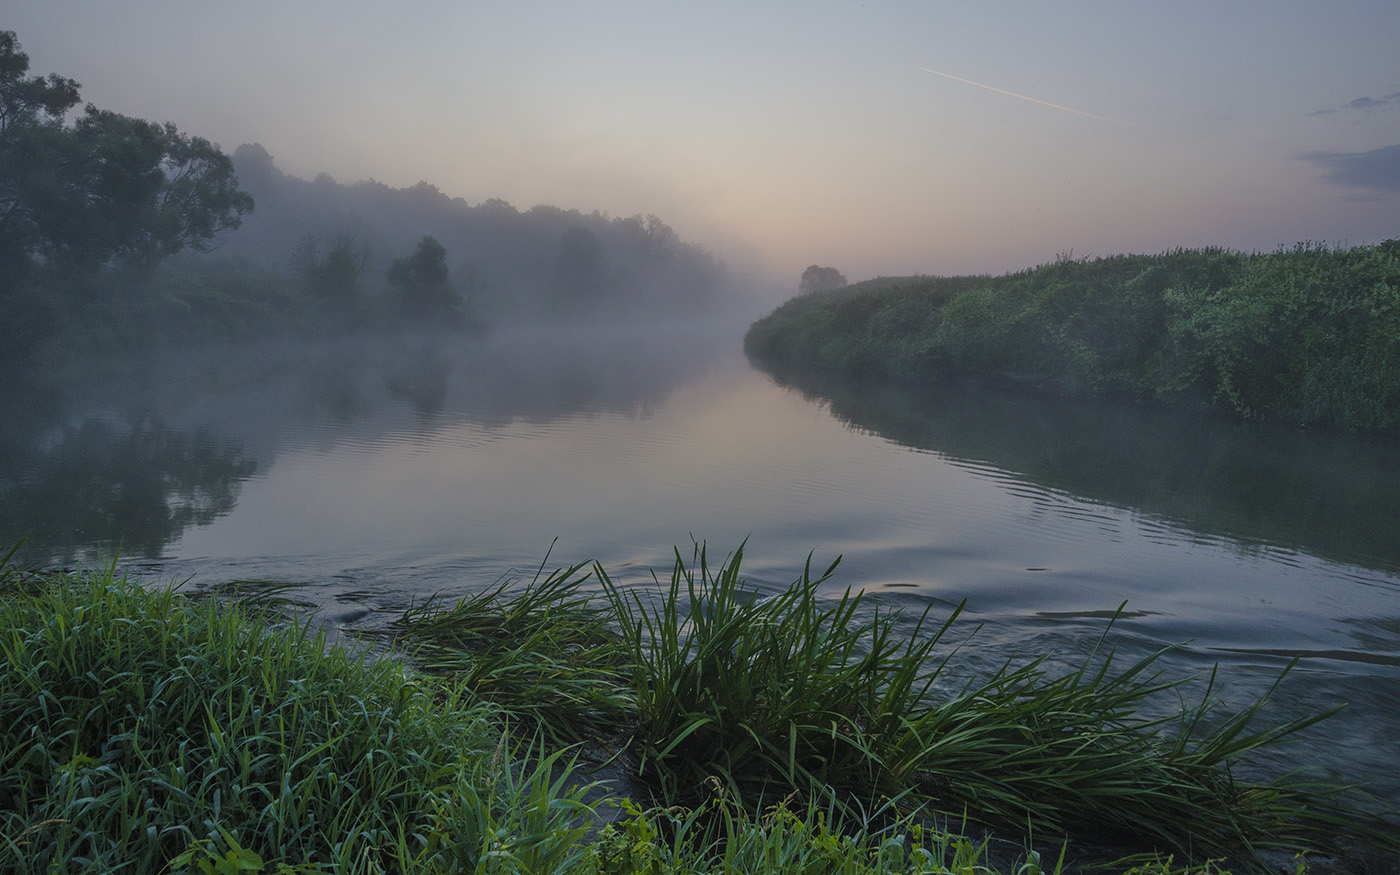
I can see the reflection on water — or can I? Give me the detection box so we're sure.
[2,327,1398,811]
[0,322,735,564]
[0,416,255,561]
[763,366,1400,577]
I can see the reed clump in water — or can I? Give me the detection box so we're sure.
[389,541,1396,865]
[3,544,1395,872]
[593,543,1384,860]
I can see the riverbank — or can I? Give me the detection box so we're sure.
[3,549,1396,873]
[744,241,1400,435]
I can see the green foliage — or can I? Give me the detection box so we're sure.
[384,555,635,744]
[0,565,597,872]
[1163,242,1400,430]
[389,235,460,321]
[0,34,253,274]
[2,549,1392,872]
[0,31,80,133]
[595,544,1370,859]
[746,242,1400,433]
[578,797,1041,875]
[0,29,255,364]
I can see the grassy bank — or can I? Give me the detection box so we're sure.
[744,241,1400,433]
[2,547,1395,873]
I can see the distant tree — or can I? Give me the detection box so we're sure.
[620,213,679,259]
[479,197,517,218]
[800,264,847,295]
[291,230,370,300]
[388,235,458,320]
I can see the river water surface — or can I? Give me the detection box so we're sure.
[4,321,1398,809]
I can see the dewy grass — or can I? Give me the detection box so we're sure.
[598,541,956,805]
[384,553,635,744]
[3,546,1395,872]
[597,541,1392,860]
[0,562,599,873]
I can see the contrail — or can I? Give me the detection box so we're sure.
[918,67,1134,127]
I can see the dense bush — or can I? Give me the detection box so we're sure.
[745,242,1400,433]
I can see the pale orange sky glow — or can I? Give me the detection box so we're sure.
[9,1,1399,288]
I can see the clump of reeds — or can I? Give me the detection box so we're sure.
[596,542,1387,860]
[5,546,1393,872]
[384,554,634,744]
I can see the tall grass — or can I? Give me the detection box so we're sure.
[3,548,1393,872]
[0,563,599,872]
[598,542,954,805]
[383,554,633,744]
[597,543,1384,859]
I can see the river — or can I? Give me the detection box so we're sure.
[4,320,1398,810]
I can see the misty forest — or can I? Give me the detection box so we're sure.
[4,30,1400,875]
[1,31,735,372]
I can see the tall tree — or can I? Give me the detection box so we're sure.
[0,31,252,276]
[126,121,254,268]
[0,32,81,277]
[0,30,79,133]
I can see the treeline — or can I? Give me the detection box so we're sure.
[224,145,734,325]
[0,31,734,371]
[745,241,1400,433]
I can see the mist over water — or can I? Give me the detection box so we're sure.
[3,322,1398,808]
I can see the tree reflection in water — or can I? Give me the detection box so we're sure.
[759,363,1400,577]
[0,417,256,563]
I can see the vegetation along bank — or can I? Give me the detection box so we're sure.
[3,546,1397,873]
[746,241,1400,434]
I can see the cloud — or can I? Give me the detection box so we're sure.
[1313,92,1400,116]
[1302,143,1400,192]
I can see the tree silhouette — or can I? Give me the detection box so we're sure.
[800,264,847,295]
[388,235,458,320]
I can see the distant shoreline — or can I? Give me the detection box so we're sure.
[746,241,1400,436]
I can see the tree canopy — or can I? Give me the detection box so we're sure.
[388,235,458,320]
[0,31,79,134]
[0,31,252,279]
[799,264,847,295]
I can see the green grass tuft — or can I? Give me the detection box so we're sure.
[382,552,634,745]
[0,565,597,872]
[597,542,1389,859]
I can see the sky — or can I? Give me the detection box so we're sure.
[9,1,1400,284]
